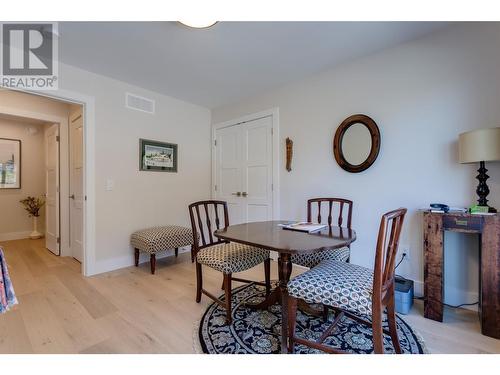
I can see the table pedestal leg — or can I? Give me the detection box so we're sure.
[244,253,292,353]
[245,287,280,309]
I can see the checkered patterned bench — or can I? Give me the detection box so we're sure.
[131,226,195,274]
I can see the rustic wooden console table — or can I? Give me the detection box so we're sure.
[423,211,500,339]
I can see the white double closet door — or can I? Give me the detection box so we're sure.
[215,116,273,224]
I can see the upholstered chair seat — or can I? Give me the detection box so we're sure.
[288,259,373,317]
[290,246,350,269]
[196,242,270,274]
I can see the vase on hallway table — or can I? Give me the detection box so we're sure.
[19,196,45,240]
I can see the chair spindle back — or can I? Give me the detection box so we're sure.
[372,208,407,302]
[188,200,229,255]
[307,198,353,228]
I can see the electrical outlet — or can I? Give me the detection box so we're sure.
[400,244,410,261]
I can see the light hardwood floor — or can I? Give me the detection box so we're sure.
[0,238,499,354]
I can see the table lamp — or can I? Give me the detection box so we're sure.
[459,127,500,212]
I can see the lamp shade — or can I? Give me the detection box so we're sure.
[459,127,500,163]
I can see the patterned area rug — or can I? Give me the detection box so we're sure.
[197,283,427,354]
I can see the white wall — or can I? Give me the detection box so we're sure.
[55,63,212,273]
[0,118,46,240]
[212,23,500,304]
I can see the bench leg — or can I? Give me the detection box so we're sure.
[150,254,156,275]
[134,248,139,267]
[175,247,179,257]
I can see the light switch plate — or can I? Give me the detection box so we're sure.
[105,179,114,191]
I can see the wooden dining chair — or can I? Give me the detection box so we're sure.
[291,198,353,268]
[188,200,271,324]
[287,208,407,354]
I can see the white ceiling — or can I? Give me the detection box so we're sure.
[58,22,449,109]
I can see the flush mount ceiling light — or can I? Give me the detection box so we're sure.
[178,20,218,29]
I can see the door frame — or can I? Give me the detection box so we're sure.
[211,108,280,220]
[69,108,84,262]
[44,123,61,256]
[0,87,96,276]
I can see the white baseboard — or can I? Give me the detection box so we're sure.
[0,231,33,242]
[410,280,478,311]
[443,285,479,311]
[91,246,191,276]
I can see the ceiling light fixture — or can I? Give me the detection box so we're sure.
[178,20,218,29]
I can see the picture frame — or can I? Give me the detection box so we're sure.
[0,138,21,189]
[139,138,178,172]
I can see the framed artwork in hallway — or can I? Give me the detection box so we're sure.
[0,138,21,189]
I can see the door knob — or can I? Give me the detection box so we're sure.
[69,194,75,199]
[242,192,248,197]
[231,192,241,197]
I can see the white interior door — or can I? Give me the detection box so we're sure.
[45,124,60,255]
[215,124,243,223]
[214,116,273,224]
[70,110,84,262]
[241,117,273,222]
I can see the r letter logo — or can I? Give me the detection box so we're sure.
[1,22,58,90]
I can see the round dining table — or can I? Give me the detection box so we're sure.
[214,220,356,353]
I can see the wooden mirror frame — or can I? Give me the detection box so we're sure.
[333,114,380,173]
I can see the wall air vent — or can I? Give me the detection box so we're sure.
[125,92,155,114]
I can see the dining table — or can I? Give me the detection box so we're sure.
[214,220,357,353]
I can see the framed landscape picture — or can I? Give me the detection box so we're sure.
[139,139,178,172]
[0,138,21,189]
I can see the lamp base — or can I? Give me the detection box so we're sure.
[476,161,496,212]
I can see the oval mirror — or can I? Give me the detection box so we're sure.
[342,123,372,165]
[333,114,380,173]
